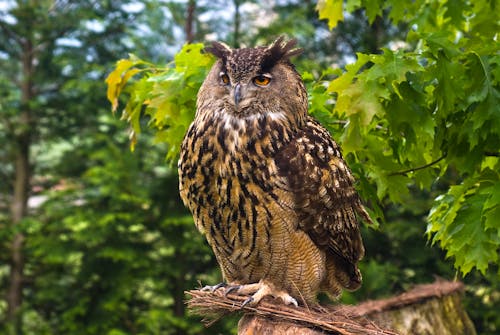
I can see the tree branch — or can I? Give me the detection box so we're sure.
[389,154,447,176]
[484,151,500,157]
[186,289,398,335]
[0,20,22,45]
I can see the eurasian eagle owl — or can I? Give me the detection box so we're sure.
[178,37,370,306]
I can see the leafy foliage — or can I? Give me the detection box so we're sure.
[108,0,500,274]
[25,127,229,334]
[1,2,230,334]
[428,168,500,274]
[315,0,500,275]
[106,44,214,161]
[1,0,499,334]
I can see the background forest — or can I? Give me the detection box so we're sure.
[1,0,499,334]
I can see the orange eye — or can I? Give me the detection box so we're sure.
[220,73,230,85]
[253,75,271,86]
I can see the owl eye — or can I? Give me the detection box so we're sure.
[220,72,230,85]
[253,74,271,87]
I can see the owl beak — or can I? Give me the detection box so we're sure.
[234,84,242,107]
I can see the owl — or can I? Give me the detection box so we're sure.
[178,37,371,306]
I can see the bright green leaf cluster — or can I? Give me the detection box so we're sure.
[317,0,500,275]
[106,43,214,162]
[428,168,500,274]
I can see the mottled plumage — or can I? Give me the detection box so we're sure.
[178,37,370,305]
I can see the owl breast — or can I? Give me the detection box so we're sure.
[179,110,296,282]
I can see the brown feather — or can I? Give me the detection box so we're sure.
[179,37,369,304]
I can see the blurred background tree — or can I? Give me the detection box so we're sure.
[1,1,499,335]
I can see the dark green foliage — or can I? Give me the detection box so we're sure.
[1,0,499,334]
[23,123,231,334]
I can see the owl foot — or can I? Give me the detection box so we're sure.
[225,281,298,307]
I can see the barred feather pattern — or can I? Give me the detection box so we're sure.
[178,37,369,304]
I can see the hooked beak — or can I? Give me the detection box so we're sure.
[234,84,242,107]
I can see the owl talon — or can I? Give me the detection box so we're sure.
[201,282,226,292]
[283,295,299,307]
[224,285,242,296]
[241,296,254,308]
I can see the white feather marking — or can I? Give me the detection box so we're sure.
[267,111,286,121]
[216,110,286,153]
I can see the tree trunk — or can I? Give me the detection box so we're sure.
[233,0,241,48]
[239,315,327,335]
[6,37,34,334]
[185,0,195,43]
[367,16,383,54]
[173,249,186,317]
[345,281,477,335]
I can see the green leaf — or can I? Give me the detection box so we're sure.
[429,50,466,117]
[443,0,470,30]
[366,49,422,98]
[330,50,421,116]
[328,53,371,93]
[316,0,344,29]
[105,43,214,162]
[105,58,143,112]
[448,191,498,275]
[428,172,500,275]
[345,0,362,13]
[362,0,383,24]
[386,0,407,24]
[423,31,461,59]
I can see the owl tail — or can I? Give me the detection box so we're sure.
[321,252,362,299]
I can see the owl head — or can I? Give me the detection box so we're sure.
[197,36,307,122]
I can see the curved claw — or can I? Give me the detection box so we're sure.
[201,282,226,292]
[224,285,242,296]
[241,296,254,308]
[283,295,298,307]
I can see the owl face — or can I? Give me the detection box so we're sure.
[198,37,308,120]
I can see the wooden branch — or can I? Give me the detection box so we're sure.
[186,289,398,335]
[186,280,476,335]
[350,281,462,314]
[342,281,476,335]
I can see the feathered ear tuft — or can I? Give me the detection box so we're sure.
[204,41,232,60]
[261,36,303,71]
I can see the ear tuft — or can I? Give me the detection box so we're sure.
[204,41,232,60]
[261,36,303,71]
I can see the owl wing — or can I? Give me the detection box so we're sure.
[275,117,370,267]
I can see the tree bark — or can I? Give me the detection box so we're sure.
[367,16,383,54]
[185,0,195,43]
[233,0,241,48]
[6,37,34,334]
[239,315,327,335]
[173,249,186,317]
[344,281,476,335]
